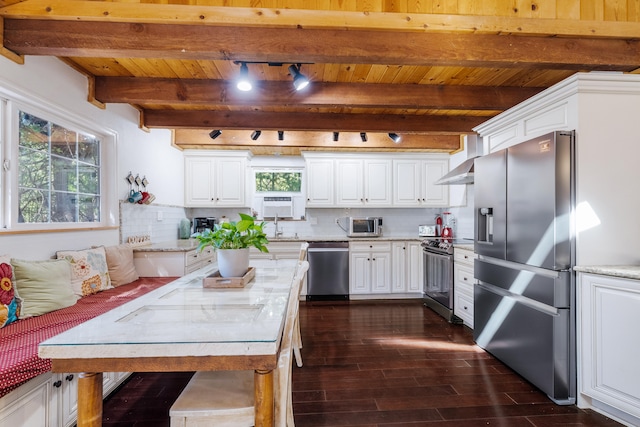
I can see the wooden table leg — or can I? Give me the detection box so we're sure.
[254,369,274,427]
[77,372,103,427]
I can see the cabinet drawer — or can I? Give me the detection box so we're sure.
[454,248,476,266]
[350,241,391,252]
[455,264,475,286]
[454,288,474,326]
[184,249,201,267]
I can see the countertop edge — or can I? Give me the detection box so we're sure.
[574,265,640,281]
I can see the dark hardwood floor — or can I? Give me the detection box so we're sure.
[102,300,621,426]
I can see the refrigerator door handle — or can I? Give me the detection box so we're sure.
[476,282,560,316]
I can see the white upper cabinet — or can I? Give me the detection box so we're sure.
[392,157,449,207]
[184,151,250,207]
[305,157,334,207]
[336,158,392,207]
[304,152,448,208]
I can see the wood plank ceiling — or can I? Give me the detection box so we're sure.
[2,0,640,155]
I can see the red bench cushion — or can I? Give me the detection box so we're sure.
[0,277,175,398]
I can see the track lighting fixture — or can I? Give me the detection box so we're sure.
[251,130,262,140]
[209,130,222,140]
[388,133,401,143]
[333,132,339,142]
[236,62,252,92]
[288,64,310,91]
[278,131,284,141]
[360,132,367,142]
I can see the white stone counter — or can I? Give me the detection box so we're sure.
[574,265,640,281]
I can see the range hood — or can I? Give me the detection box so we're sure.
[435,135,482,185]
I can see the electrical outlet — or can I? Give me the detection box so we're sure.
[157,211,163,221]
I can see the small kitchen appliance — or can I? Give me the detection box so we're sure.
[418,224,438,237]
[193,217,217,233]
[338,217,383,237]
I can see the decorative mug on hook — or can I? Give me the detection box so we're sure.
[128,189,143,203]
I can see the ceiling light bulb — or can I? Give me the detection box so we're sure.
[360,132,367,142]
[236,62,252,92]
[388,133,401,143]
[209,130,222,139]
[288,64,310,91]
[251,130,261,140]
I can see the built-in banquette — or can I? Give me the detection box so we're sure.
[0,245,173,427]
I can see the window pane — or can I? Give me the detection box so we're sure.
[19,112,49,151]
[18,188,50,223]
[18,147,49,190]
[255,172,302,192]
[17,110,102,224]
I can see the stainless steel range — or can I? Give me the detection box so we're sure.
[422,239,462,323]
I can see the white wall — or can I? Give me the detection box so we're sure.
[0,55,181,259]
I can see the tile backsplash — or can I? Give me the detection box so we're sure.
[120,201,189,244]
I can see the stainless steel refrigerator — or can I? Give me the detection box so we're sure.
[474,130,576,405]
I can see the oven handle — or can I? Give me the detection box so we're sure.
[423,250,453,260]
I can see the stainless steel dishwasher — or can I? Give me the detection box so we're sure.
[306,241,350,301]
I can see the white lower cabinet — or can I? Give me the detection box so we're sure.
[350,241,392,295]
[453,247,476,328]
[391,241,423,294]
[0,371,130,427]
[134,246,215,277]
[578,272,640,425]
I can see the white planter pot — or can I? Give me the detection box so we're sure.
[217,248,250,278]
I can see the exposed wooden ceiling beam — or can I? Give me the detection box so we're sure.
[94,77,542,111]
[4,1,640,39]
[173,129,462,153]
[3,19,640,70]
[145,110,487,133]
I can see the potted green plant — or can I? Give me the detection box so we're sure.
[193,213,269,277]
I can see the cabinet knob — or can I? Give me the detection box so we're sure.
[463,277,468,281]
[53,380,62,388]
[463,306,468,310]
[367,258,370,261]
[66,374,74,382]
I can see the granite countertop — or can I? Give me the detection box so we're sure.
[132,239,200,252]
[574,265,640,281]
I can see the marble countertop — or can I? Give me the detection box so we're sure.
[132,239,201,252]
[574,265,640,281]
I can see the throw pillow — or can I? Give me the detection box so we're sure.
[11,258,78,317]
[0,255,21,328]
[103,244,139,287]
[57,247,112,297]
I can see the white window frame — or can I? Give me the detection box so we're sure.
[0,87,117,232]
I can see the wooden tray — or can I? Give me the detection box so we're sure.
[203,267,256,288]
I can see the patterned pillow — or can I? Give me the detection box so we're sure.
[56,247,112,297]
[0,255,21,328]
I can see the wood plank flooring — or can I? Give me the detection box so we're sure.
[102,300,621,426]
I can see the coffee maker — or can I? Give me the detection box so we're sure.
[193,217,216,233]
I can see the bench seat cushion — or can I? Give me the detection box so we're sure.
[0,277,175,398]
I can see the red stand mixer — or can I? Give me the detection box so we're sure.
[441,212,454,243]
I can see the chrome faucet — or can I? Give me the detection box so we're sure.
[274,214,283,238]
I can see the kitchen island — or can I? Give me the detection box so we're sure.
[38,259,299,427]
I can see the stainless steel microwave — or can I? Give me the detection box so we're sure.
[344,217,383,237]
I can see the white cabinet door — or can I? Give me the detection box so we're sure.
[349,252,371,294]
[370,251,391,293]
[185,153,248,207]
[364,159,392,206]
[305,158,334,206]
[336,158,364,206]
[391,242,407,293]
[215,157,246,206]
[60,373,78,427]
[185,157,216,206]
[0,373,58,427]
[422,159,449,206]
[392,159,422,206]
[579,273,640,421]
[407,241,424,293]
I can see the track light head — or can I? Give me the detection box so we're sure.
[288,64,310,91]
[209,130,222,139]
[333,132,339,142]
[251,130,262,140]
[236,62,252,92]
[388,133,401,143]
[360,132,367,142]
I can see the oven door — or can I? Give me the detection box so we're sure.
[423,249,454,309]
